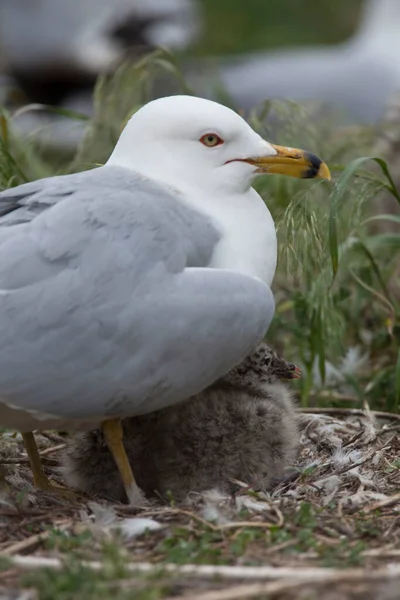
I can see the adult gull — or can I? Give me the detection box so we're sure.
[0,95,330,503]
[192,0,400,123]
[0,0,201,105]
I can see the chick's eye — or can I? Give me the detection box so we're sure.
[200,133,224,147]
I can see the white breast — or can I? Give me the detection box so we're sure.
[203,189,277,286]
[137,171,277,286]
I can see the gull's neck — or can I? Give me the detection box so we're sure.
[173,182,277,286]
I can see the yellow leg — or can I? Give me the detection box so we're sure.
[21,431,53,490]
[22,431,75,496]
[102,418,145,505]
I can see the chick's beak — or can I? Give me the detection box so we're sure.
[284,363,302,379]
[246,143,331,180]
[291,365,302,379]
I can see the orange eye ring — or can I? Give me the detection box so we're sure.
[200,133,224,147]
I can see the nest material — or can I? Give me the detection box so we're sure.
[0,408,399,598]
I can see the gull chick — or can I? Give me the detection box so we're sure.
[63,343,301,502]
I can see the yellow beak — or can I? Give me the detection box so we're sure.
[246,143,331,180]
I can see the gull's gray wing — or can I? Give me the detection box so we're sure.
[0,166,219,272]
[0,166,274,427]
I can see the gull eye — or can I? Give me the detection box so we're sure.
[200,133,224,147]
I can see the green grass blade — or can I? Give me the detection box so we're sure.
[367,233,400,249]
[395,348,400,412]
[328,200,339,279]
[331,156,399,205]
[12,103,90,122]
[353,239,393,305]
[0,134,29,185]
[328,155,399,280]
[363,214,400,226]
[371,157,400,204]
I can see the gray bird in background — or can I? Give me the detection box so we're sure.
[3,0,397,149]
[192,0,400,123]
[0,0,201,105]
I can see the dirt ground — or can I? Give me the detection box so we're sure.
[0,406,399,599]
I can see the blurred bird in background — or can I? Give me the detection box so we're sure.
[1,1,400,148]
[0,0,202,148]
[0,0,201,105]
[194,0,400,124]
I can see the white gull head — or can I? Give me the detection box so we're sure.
[107,95,330,286]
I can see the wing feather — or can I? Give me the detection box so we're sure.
[0,165,274,426]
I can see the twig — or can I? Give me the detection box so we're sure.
[270,504,285,527]
[297,547,400,561]
[363,492,400,513]
[383,517,400,539]
[376,424,400,436]
[1,519,72,556]
[167,565,400,600]
[301,407,400,422]
[165,579,309,600]
[337,455,373,475]
[218,521,273,532]
[38,432,66,444]
[7,555,400,580]
[131,508,221,531]
[1,532,52,556]
[264,539,297,554]
[343,431,364,447]
[126,508,278,532]
[39,444,66,456]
